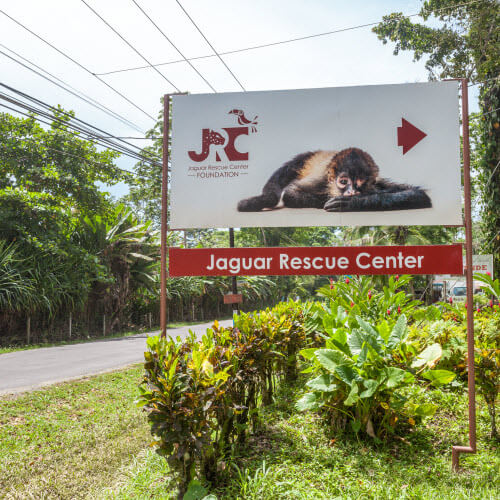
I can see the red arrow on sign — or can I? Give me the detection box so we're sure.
[397,118,427,155]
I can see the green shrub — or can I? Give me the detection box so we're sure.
[137,301,311,497]
[316,275,421,325]
[297,301,455,440]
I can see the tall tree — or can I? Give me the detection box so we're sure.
[373,0,500,274]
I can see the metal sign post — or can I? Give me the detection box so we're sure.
[451,78,476,470]
[160,93,170,338]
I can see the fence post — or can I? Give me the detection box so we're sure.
[26,316,31,345]
[103,314,106,336]
[69,312,72,339]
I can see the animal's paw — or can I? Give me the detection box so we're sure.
[323,197,351,212]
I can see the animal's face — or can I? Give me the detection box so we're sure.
[330,148,378,196]
[336,170,366,196]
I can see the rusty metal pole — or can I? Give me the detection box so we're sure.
[229,228,239,317]
[160,94,171,338]
[452,78,476,470]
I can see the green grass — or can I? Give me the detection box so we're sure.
[1,364,497,499]
[103,383,500,500]
[0,365,150,499]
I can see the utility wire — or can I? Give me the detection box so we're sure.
[130,0,217,93]
[0,91,160,166]
[0,42,143,132]
[174,0,246,91]
[0,7,156,121]
[0,96,148,164]
[97,0,483,77]
[470,107,500,119]
[79,0,180,93]
[0,82,150,158]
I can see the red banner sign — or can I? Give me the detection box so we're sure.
[169,245,463,277]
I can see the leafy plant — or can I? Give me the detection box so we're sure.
[297,308,455,439]
[138,302,311,497]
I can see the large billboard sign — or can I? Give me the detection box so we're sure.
[169,245,463,277]
[170,82,461,229]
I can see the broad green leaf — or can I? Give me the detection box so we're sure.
[360,379,379,398]
[315,349,353,373]
[356,344,368,367]
[383,367,410,388]
[344,382,359,406]
[355,317,384,354]
[299,348,318,360]
[351,419,362,433]
[422,369,456,387]
[357,316,379,338]
[306,374,338,392]
[414,403,436,417]
[387,314,408,349]
[412,343,442,368]
[322,315,335,333]
[331,327,347,346]
[334,365,357,386]
[184,479,208,500]
[377,320,391,343]
[348,329,364,355]
[146,335,159,350]
[296,392,324,411]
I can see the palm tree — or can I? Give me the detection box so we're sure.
[74,204,158,331]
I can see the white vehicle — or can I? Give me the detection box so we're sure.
[445,281,484,302]
[448,282,467,302]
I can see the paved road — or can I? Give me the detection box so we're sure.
[0,320,233,396]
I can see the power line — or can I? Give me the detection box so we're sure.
[174,0,246,91]
[0,42,144,133]
[130,0,217,93]
[0,7,156,121]
[471,107,500,119]
[80,0,180,93]
[0,82,152,159]
[0,82,149,157]
[0,90,160,166]
[97,0,483,77]
[0,96,148,164]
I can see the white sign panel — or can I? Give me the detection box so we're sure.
[171,82,461,229]
[435,254,494,280]
[468,254,494,277]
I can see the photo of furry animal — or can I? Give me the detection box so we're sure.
[237,148,432,212]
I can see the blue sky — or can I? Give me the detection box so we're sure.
[0,0,478,198]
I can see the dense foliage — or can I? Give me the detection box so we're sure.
[139,275,498,497]
[137,300,311,498]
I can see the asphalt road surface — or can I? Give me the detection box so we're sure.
[0,319,233,396]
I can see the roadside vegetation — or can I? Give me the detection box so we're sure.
[1,275,498,499]
[0,366,149,499]
[135,275,499,499]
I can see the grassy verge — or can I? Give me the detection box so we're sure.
[103,383,499,500]
[0,365,150,499]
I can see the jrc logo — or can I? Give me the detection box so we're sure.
[188,109,258,162]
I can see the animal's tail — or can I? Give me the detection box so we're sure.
[237,185,281,212]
